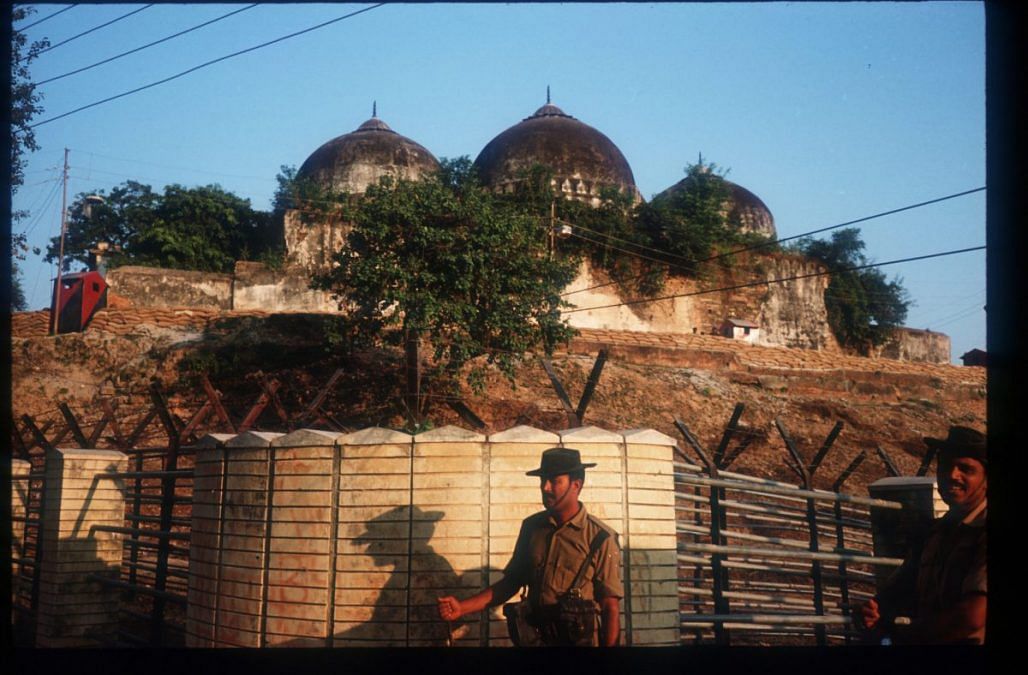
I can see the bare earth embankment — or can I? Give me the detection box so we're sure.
[12,308,985,494]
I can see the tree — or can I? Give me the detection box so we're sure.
[311,157,579,412]
[647,158,763,273]
[797,228,911,354]
[10,261,28,311]
[9,6,50,310]
[10,6,48,205]
[44,181,278,273]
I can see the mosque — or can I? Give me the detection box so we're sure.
[102,97,950,363]
[284,97,776,272]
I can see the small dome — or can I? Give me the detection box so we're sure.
[473,101,641,205]
[297,114,440,194]
[654,175,776,239]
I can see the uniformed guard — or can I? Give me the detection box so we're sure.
[437,447,623,646]
[858,425,987,644]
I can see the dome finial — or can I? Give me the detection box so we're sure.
[373,100,377,118]
[546,85,551,104]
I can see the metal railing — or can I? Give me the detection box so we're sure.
[673,406,904,646]
[89,444,195,646]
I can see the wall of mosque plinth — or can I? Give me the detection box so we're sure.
[101,247,952,362]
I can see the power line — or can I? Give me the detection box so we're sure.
[915,293,987,329]
[19,175,63,238]
[563,186,986,297]
[30,3,387,129]
[68,151,278,182]
[20,174,63,190]
[562,245,986,314]
[931,306,986,332]
[567,229,675,269]
[927,304,986,331]
[27,5,155,61]
[38,4,260,86]
[16,4,78,31]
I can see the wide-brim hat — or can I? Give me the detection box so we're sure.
[525,447,597,478]
[924,425,987,463]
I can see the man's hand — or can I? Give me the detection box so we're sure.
[858,598,881,631]
[437,595,463,622]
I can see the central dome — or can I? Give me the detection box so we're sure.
[473,101,642,205]
[297,114,440,195]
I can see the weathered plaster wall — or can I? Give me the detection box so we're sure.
[231,261,339,312]
[563,255,839,351]
[106,266,232,310]
[873,327,951,365]
[283,210,348,274]
[756,255,839,351]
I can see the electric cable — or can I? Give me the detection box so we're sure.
[16,5,78,31]
[561,245,986,314]
[38,4,260,86]
[30,3,386,128]
[26,5,154,61]
[69,149,277,182]
[16,170,63,235]
[929,306,986,332]
[560,186,987,297]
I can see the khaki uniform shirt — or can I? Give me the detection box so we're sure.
[504,503,624,609]
[880,501,987,644]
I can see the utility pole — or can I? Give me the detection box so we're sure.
[548,199,556,257]
[50,148,70,336]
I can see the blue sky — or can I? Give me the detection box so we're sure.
[12,3,986,363]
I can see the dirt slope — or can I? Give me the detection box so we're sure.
[11,308,985,494]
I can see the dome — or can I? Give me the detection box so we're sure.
[472,101,642,205]
[654,175,776,239]
[297,113,440,194]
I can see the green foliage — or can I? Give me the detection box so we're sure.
[312,157,579,392]
[274,164,354,224]
[10,7,49,308]
[516,158,773,298]
[796,228,911,353]
[10,261,28,311]
[649,159,776,271]
[10,7,49,203]
[45,181,277,273]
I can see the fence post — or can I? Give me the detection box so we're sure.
[674,418,730,645]
[774,418,827,647]
[867,476,937,589]
[11,459,32,615]
[149,384,183,645]
[35,448,129,647]
[831,450,867,644]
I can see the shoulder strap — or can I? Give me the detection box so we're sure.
[568,528,610,593]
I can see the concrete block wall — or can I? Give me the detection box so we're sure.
[410,426,487,647]
[185,424,680,647]
[35,448,128,647]
[11,458,31,610]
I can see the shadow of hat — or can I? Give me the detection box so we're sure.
[354,506,446,545]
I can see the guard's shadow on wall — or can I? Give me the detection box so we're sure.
[24,460,126,646]
[279,505,499,647]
